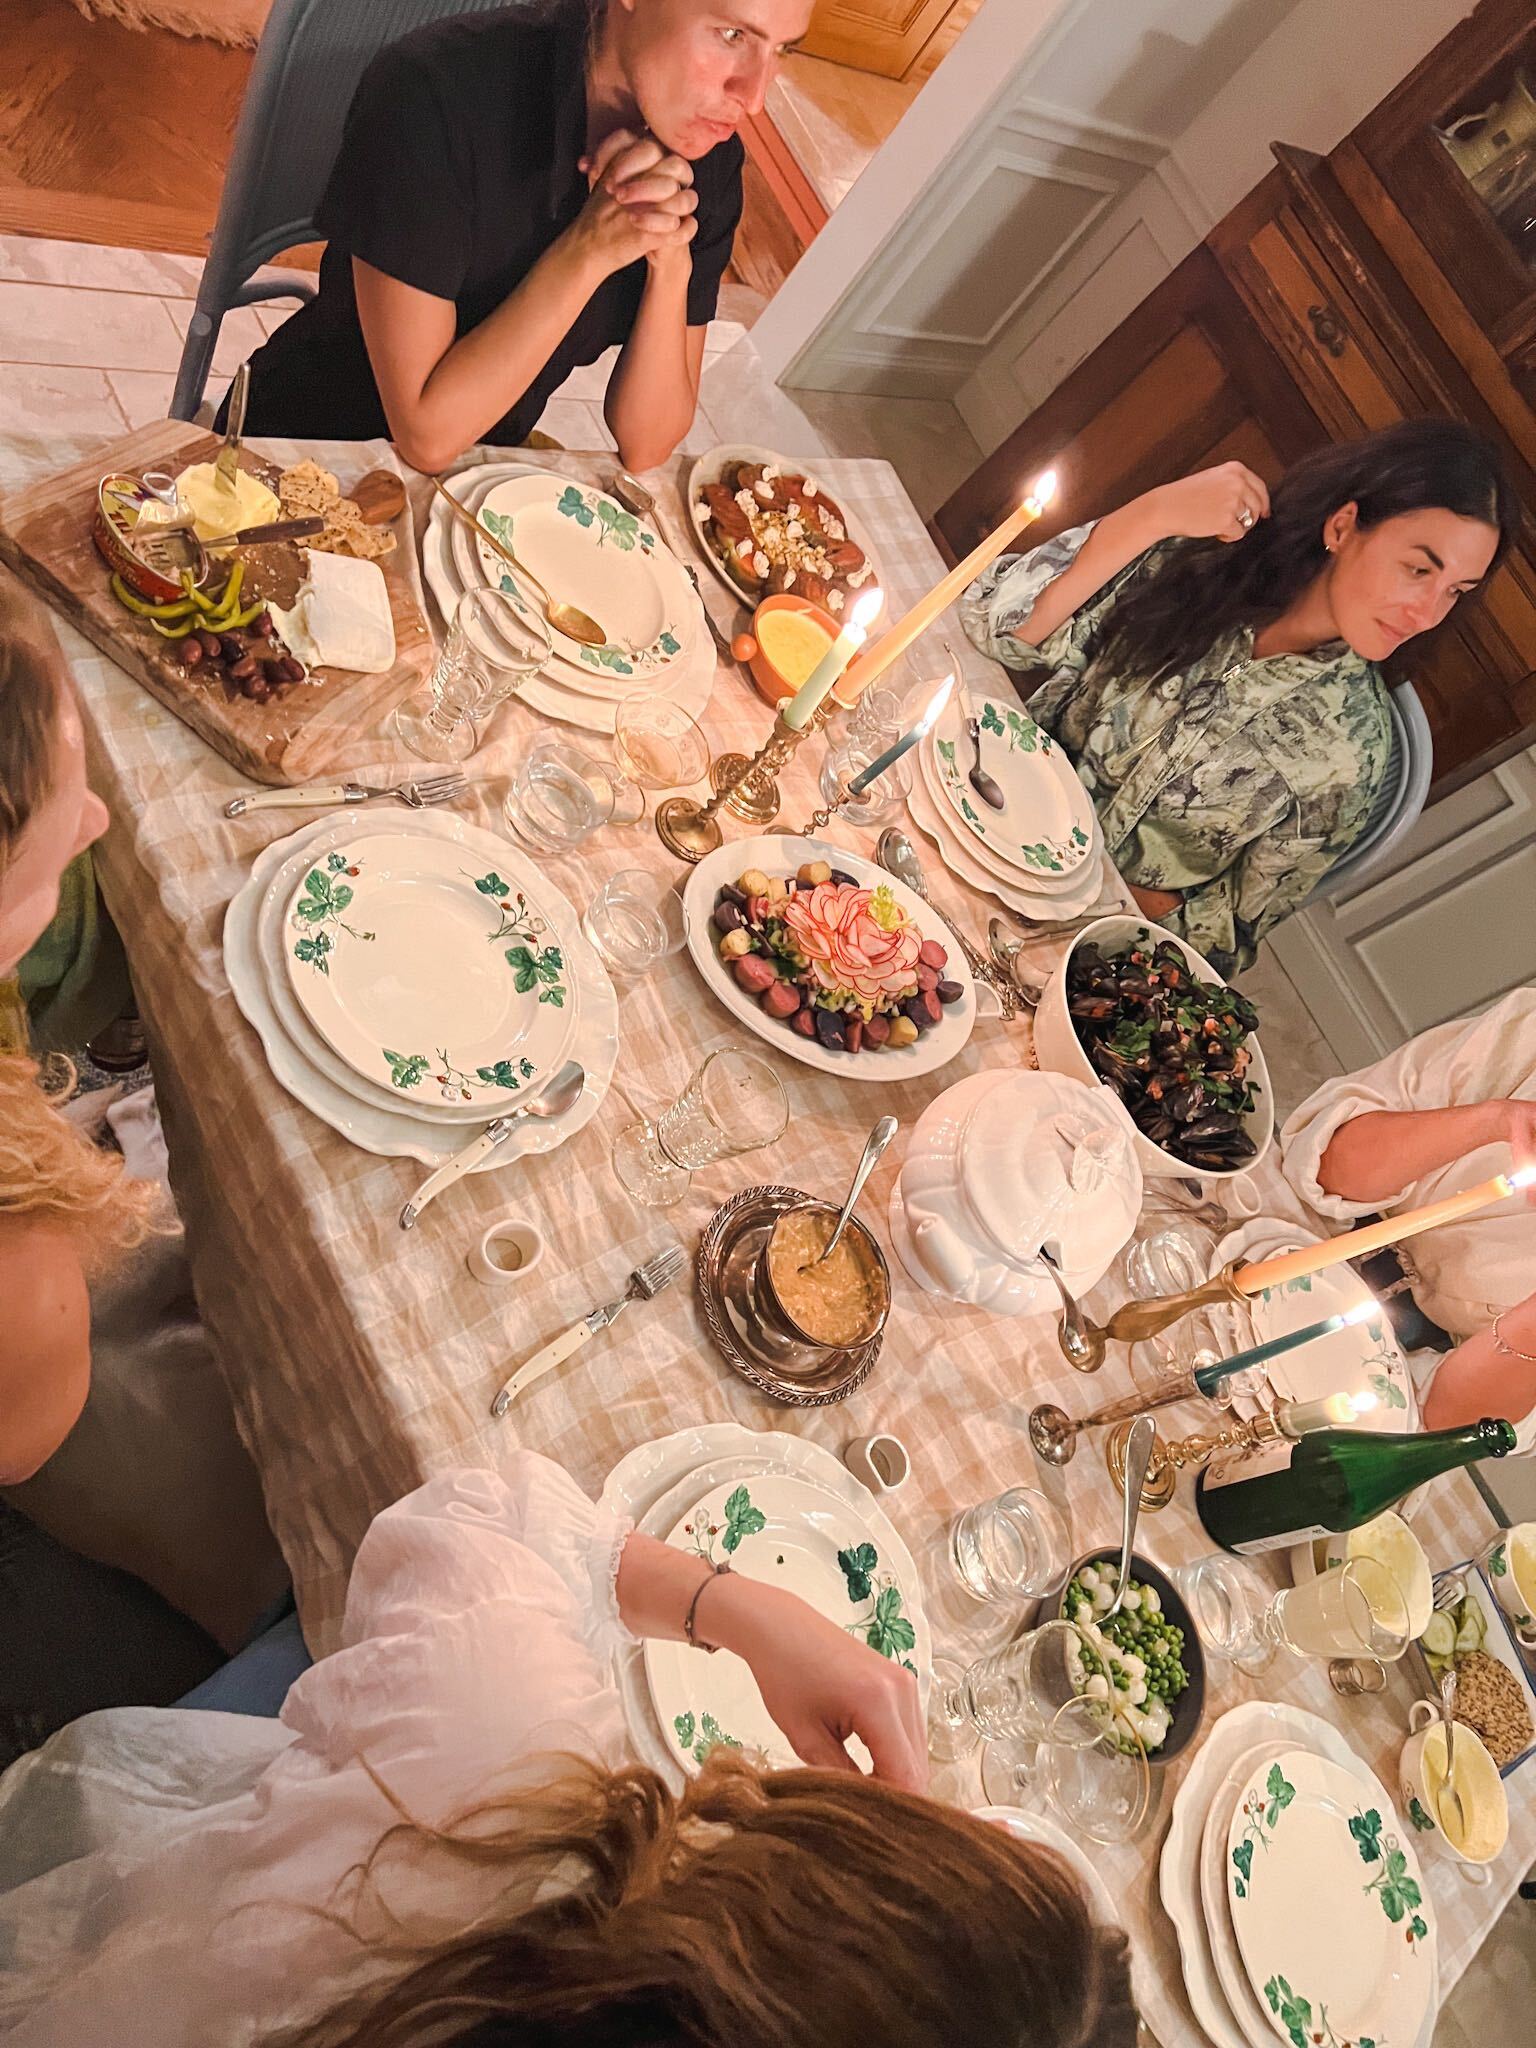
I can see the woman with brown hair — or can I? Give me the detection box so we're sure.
[0,1451,1136,2048]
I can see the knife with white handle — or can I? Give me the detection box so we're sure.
[398,1061,586,1230]
[225,783,369,815]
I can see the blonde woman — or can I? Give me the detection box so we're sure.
[0,1452,1137,2048]
[0,581,284,1753]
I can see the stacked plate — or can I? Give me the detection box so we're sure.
[422,461,716,735]
[600,1424,931,1790]
[1162,1700,1439,2048]
[906,683,1112,921]
[224,809,618,1168]
[1210,1222,1420,1429]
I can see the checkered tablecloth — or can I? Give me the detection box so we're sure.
[21,435,1530,2044]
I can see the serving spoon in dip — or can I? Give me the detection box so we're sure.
[810,1115,899,1268]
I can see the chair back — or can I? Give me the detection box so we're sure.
[171,0,518,418]
[1307,680,1433,901]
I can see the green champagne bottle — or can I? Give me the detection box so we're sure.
[1195,1417,1517,1555]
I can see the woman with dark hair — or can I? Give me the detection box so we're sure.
[240,0,811,474]
[960,418,1521,972]
[0,1454,1136,2048]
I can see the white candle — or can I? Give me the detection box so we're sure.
[1280,1390,1364,1437]
[781,587,884,732]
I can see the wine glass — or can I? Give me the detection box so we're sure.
[928,1617,1087,1764]
[613,699,711,791]
[394,588,551,762]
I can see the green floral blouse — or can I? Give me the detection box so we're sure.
[958,523,1393,974]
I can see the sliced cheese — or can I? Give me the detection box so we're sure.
[177,462,279,541]
[270,550,396,674]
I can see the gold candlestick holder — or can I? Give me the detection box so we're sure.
[1028,1366,1204,1469]
[1103,1406,1284,1512]
[655,709,822,863]
[1056,1257,1249,1369]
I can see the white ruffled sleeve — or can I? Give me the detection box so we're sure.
[278,1454,635,1824]
[1281,990,1536,1220]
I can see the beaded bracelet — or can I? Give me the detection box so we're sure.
[685,1561,733,1653]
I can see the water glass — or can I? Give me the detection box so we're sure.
[581,869,686,977]
[1261,1558,1410,1663]
[1029,1694,1153,1846]
[1169,1553,1275,1671]
[394,588,552,762]
[503,734,645,854]
[950,1487,1072,1605]
[613,698,711,791]
[818,739,912,831]
[612,1048,789,1207]
[928,1617,1086,1761]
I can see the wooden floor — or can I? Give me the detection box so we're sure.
[0,0,252,255]
[0,0,803,293]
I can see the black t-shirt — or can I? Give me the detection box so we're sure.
[242,5,744,444]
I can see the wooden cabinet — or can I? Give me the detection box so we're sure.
[935,0,1536,801]
[800,0,975,82]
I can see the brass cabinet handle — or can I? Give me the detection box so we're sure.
[1307,301,1349,358]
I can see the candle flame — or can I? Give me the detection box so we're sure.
[1027,468,1058,511]
[851,586,884,631]
[1511,1164,1536,1191]
[1352,1390,1379,1417]
[1343,1300,1378,1327]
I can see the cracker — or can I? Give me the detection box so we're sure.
[277,462,396,559]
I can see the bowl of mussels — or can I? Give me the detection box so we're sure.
[1032,917,1272,1179]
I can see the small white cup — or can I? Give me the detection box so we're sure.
[844,1433,910,1494]
[467,1217,545,1286]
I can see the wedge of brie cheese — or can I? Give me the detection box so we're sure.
[270,551,396,674]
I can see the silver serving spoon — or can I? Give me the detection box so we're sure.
[966,715,1006,811]
[1104,1413,1157,1620]
[987,919,1046,1008]
[1038,1246,1105,1371]
[812,1115,898,1267]
[399,1061,586,1229]
[1438,1665,1468,1845]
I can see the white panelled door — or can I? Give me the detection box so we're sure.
[1269,744,1536,1070]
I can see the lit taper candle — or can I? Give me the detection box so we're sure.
[1191,1299,1379,1398]
[780,586,884,732]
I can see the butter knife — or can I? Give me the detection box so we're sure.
[216,360,250,489]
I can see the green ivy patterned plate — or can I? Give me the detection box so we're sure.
[474,472,693,680]
[929,690,1095,878]
[281,833,577,1110]
[1226,1747,1434,2048]
[1250,1253,1418,1432]
[643,1473,930,1775]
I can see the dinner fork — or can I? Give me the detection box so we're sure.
[224,773,466,816]
[490,1244,687,1416]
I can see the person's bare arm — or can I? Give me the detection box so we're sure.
[615,1530,928,1792]
[1422,1288,1536,1434]
[1317,1099,1536,1206]
[604,255,707,472]
[1007,462,1272,650]
[0,1218,90,1483]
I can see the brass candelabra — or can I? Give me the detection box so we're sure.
[1054,1257,1249,1370]
[1103,1407,1285,1512]
[655,708,823,862]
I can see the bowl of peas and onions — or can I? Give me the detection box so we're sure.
[1058,1551,1206,1764]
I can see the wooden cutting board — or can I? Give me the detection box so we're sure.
[0,422,434,786]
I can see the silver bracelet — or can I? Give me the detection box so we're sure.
[684,1561,732,1653]
[1491,1310,1536,1364]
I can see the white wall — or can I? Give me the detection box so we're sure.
[763,0,1474,463]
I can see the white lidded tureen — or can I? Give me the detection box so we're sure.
[888,1068,1142,1316]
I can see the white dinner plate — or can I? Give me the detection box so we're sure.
[475,471,694,680]
[225,812,617,1166]
[905,759,1111,921]
[601,1425,929,1794]
[421,500,716,736]
[1200,1743,1298,2048]
[682,832,977,1082]
[1249,1247,1419,1429]
[686,442,887,618]
[915,714,1102,900]
[931,688,1095,878]
[643,1472,930,1776]
[1226,1747,1434,2048]
[1158,1700,1403,2048]
[281,832,577,1110]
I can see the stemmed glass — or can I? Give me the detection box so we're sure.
[1258,1558,1411,1694]
[613,698,711,793]
[929,1618,1152,1844]
[613,1048,789,1207]
[816,740,912,831]
[394,588,552,763]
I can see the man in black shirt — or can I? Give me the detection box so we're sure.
[242,0,811,473]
